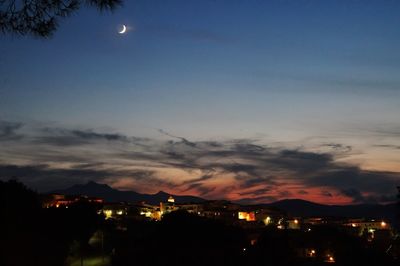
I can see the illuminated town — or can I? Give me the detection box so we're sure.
[34,185,400,266]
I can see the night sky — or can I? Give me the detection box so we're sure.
[1,0,400,204]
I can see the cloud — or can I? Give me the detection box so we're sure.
[159,129,197,148]
[0,120,23,140]
[321,143,352,152]
[182,174,215,185]
[273,149,333,174]
[239,187,272,196]
[238,176,275,188]
[306,167,399,197]
[1,120,399,204]
[362,124,400,138]
[34,127,147,146]
[0,163,173,193]
[340,188,366,203]
[184,182,216,196]
[70,130,129,142]
[338,188,396,204]
[298,190,308,195]
[373,144,400,150]
[320,190,333,197]
[0,164,110,192]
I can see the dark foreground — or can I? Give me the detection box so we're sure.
[1,180,399,266]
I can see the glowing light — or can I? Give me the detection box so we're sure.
[309,249,316,257]
[140,211,152,217]
[116,210,123,215]
[238,211,256,221]
[294,219,299,224]
[264,216,271,225]
[167,196,175,203]
[326,254,335,263]
[351,223,357,227]
[381,221,387,227]
[103,210,113,219]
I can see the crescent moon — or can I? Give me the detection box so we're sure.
[119,25,127,34]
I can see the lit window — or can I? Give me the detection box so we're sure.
[103,210,113,219]
[326,254,335,263]
[167,196,175,203]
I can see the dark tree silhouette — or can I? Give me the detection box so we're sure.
[0,0,122,37]
[397,186,400,230]
[0,179,104,266]
[112,210,247,266]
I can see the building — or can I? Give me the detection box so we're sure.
[42,193,103,208]
[102,203,129,219]
[160,195,177,215]
[345,219,391,235]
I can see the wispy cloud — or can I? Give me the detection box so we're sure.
[0,121,399,204]
[0,120,23,140]
[34,127,149,146]
[373,144,400,150]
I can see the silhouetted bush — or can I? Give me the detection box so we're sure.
[112,210,247,266]
[0,179,102,266]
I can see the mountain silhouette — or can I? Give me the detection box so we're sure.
[51,181,205,205]
[267,199,396,222]
[51,181,396,222]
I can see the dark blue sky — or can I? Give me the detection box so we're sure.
[1,0,400,203]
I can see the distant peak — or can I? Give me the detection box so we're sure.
[155,190,169,196]
[84,181,112,189]
[272,198,324,206]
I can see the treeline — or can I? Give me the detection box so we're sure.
[109,211,397,266]
[111,210,247,266]
[0,180,102,266]
[0,180,398,266]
